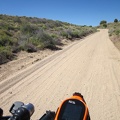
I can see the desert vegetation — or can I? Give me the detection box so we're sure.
[100,20,107,28]
[107,20,120,51]
[98,19,120,51]
[0,14,96,64]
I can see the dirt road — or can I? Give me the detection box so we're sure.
[0,29,120,120]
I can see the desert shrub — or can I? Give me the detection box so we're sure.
[62,29,73,39]
[45,20,63,28]
[38,18,47,24]
[13,17,22,23]
[60,30,69,39]
[0,35,13,46]
[0,46,13,64]
[12,45,21,53]
[71,31,80,38]
[57,27,64,31]
[20,24,38,35]
[38,33,56,49]
[0,22,8,30]
[50,34,58,39]
[0,29,13,38]
[0,14,3,19]
[41,24,47,30]
[29,30,57,50]
[103,23,107,28]
[55,21,62,26]
[25,43,37,52]
[50,34,62,46]
[13,34,29,52]
[115,30,120,35]
[78,31,85,37]
[5,31,13,36]
[7,25,16,31]
[61,29,91,39]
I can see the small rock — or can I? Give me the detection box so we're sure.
[9,92,12,94]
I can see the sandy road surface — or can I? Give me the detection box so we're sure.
[0,29,120,120]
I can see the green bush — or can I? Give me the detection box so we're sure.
[0,46,13,64]
[115,30,120,35]
[0,35,13,46]
[20,24,38,35]
[41,24,47,30]
[28,31,57,50]
[103,23,107,28]
[71,31,80,38]
[79,31,86,37]
[61,31,68,38]
[50,34,58,38]
[38,33,56,49]
[60,29,93,39]
[60,29,73,39]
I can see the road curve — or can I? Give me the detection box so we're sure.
[0,29,120,120]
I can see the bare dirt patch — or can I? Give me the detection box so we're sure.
[0,50,54,81]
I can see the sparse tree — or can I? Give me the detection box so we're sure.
[100,20,107,25]
[114,19,118,23]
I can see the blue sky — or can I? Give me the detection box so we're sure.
[0,0,120,26]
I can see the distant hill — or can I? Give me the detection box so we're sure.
[0,14,96,64]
